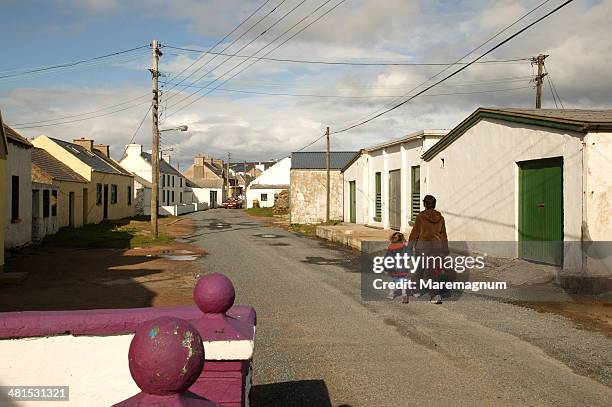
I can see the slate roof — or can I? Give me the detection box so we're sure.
[203,161,224,177]
[291,151,358,170]
[50,137,131,176]
[187,178,223,189]
[141,152,183,178]
[4,124,33,147]
[488,108,612,125]
[31,147,88,183]
[423,108,612,161]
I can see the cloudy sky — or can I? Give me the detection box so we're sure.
[0,0,610,168]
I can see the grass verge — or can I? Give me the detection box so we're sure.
[245,207,275,217]
[43,218,172,249]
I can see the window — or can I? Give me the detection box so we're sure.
[11,176,19,221]
[374,172,382,221]
[162,190,166,205]
[96,183,102,205]
[261,193,268,202]
[172,176,175,187]
[180,192,183,203]
[51,190,58,216]
[162,174,166,187]
[411,166,421,221]
[111,184,118,204]
[127,186,132,205]
[180,178,183,187]
[43,189,50,218]
[171,191,175,203]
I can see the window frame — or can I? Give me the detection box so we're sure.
[110,184,118,204]
[374,172,382,222]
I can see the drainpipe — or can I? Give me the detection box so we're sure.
[580,137,587,275]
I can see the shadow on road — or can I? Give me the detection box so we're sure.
[251,379,343,407]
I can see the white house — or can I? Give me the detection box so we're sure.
[342,130,447,232]
[119,144,191,215]
[4,125,33,249]
[246,157,291,208]
[422,108,612,275]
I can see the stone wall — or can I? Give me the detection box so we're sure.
[290,169,343,224]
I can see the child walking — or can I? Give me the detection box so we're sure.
[385,232,410,304]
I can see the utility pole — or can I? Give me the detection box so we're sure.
[532,54,548,109]
[150,39,161,238]
[243,160,247,195]
[226,152,231,199]
[325,126,330,223]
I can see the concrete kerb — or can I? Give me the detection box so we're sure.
[316,223,392,254]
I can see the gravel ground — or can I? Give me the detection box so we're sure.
[188,209,612,407]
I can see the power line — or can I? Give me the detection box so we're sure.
[544,65,565,109]
[8,93,150,127]
[10,99,150,129]
[164,0,307,110]
[120,105,152,158]
[0,45,149,80]
[336,0,556,133]
[162,45,531,66]
[166,0,347,118]
[161,0,277,98]
[331,0,574,135]
[158,80,531,99]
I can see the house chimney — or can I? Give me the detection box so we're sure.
[94,144,110,157]
[212,158,223,168]
[194,154,205,166]
[162,152,171,164]
[74,137,94,152]
[126,144,143,157]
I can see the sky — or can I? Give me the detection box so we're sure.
[0,0,610,168]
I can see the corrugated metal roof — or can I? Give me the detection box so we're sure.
[51,137,131,176]
[291,151,358,170]
[31,147,88,183]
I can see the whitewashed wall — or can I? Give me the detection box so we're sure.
[342,154,368,224]
[4,143,32,249]
[426,118,583,264]
[246,187,286,208]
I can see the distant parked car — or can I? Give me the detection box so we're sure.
[222,198,243,209]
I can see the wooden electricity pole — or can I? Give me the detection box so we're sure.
[226,152,231,199]
[150,39,161,238]
[532,54,548,109]
[325,126,330,223]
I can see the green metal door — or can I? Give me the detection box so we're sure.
[389,170,401,230]
[349,181,356,223]
[518,157,563,265]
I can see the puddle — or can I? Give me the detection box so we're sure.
[254,233,281,239]
[173,249,195,255]
[160,254,199,261]
[174,238,191,243]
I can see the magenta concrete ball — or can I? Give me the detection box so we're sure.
[194,273,235,314]
[128,316,204,396]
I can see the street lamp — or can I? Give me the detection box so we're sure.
[159,125,188,133]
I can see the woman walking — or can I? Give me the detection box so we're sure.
[408,195,448,304]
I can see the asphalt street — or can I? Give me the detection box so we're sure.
[188,209,612,407]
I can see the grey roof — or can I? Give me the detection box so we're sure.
[423,107,612,162]
[4,124,33,147]
[187,178,223,189]
[31,147,88,183]
[51,137,131,176]
[488,108,612,125]
[249,184,289,190]
[291,151,358,170]
[141,152,183,178]
[203,161,224,177]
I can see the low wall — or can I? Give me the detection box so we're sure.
[0,304,255,406]
[159,203,209,216]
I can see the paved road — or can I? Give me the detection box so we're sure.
[188,209,611,407]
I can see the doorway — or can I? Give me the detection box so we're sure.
[69,192,75,227]
[210,190,217,208]
[349,181,356,223]
[103,184,109,220]
[388,169,401,230]
[82,188,88,225]
[518,157,563,265]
